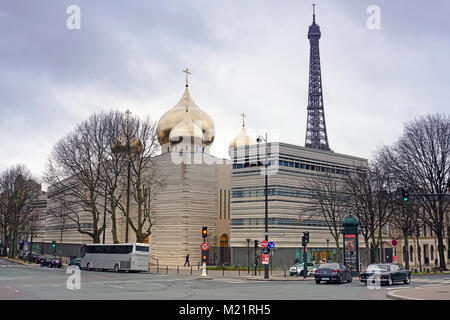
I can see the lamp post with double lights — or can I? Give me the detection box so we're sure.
[256,133,269,279]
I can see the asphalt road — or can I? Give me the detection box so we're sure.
[1,258,449,300]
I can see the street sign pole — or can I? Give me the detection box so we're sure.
[201,242,209,277]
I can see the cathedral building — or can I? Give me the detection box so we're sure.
[150,74,232,267]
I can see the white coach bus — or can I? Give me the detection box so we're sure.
[80,243,150,272]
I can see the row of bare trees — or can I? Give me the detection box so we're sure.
[0,165,41,258]
[306,113,449,270]
[43,110,163,245]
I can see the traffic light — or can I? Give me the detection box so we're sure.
[51,240,56,248]
[402,189,409,202]
[302,235,306,247]
[202,226,207,240]
[254,240,259,248]
[202,249,208,263]
[303,232,309,245]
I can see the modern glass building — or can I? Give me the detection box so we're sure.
[229,142,368,268]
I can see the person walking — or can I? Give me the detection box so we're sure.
[184,254,190,267]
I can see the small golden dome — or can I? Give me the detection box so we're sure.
[111,134,143,154]
[169,109,204,145]
[229,113,256,149]
[229,125,256,149]
[157,87,215,147]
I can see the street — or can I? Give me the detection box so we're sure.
[1,258,449,300]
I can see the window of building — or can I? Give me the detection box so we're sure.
[228,190,231,220]
[220,189,222,219]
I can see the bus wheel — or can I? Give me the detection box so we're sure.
[114,264,120,273]
[86,263,91,271]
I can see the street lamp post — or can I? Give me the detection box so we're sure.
[257,133,269,279]
[103,182,107,244]
[246,238,251,274]
[326,239,329,262]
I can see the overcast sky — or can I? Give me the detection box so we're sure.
[1,0,449,181]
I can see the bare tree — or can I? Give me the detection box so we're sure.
[344,158,395,264]
[303,173,350,263]
[47,198,69,259]
[0,165,40,258]
[382,114,449,270]
[44,113,110,243]
[110,114,163,243]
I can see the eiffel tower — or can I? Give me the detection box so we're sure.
[304,4,331,151]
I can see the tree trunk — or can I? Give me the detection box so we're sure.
[437,235,447,270]
[403,236,410,270]
[416,231,422,272]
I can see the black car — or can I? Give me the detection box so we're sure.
[314,263,353,284]
[359,263,411,286]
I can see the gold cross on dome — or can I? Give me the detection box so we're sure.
[241,112,247,127]
[183,68,191,87]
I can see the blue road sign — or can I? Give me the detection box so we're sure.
[268,241,275,249]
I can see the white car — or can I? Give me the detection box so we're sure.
[289,262,317,276]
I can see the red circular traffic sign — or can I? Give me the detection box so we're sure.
[201,243,209,251]
[261,240,268,248]
[391,240,397,247]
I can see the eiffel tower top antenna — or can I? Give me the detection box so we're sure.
[304,4,331,151]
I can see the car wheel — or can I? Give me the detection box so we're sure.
[348,276,353,283]
[337,275,342,284]
[114,264,120,273]
[404,276,410,285]
[387,277,393,286]
[315,279,321,284]
[86,263,91,271]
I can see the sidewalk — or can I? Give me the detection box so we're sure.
[387,285,450,300]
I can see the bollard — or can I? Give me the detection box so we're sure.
[166,265,168,274]
[190,266,192,275]
[157,263,159,274]
[238,268,240,277]
[177,266,179,274]
[222,265,225,277]
[284,269,286,278]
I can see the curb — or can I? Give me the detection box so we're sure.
[386,290,423,301]
[0,257,30,266]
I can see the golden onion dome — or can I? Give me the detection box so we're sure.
[229,113,256,150]
[169,109,204,145]
[229,125,256,149]
[157,86,215,147]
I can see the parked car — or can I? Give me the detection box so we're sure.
[68,258,82,268]
[289,262,317,276]
[314,263,353,284]
[359,263,411,286]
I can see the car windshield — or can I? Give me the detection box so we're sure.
[367,264,388,272]
[318,263,339,269]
